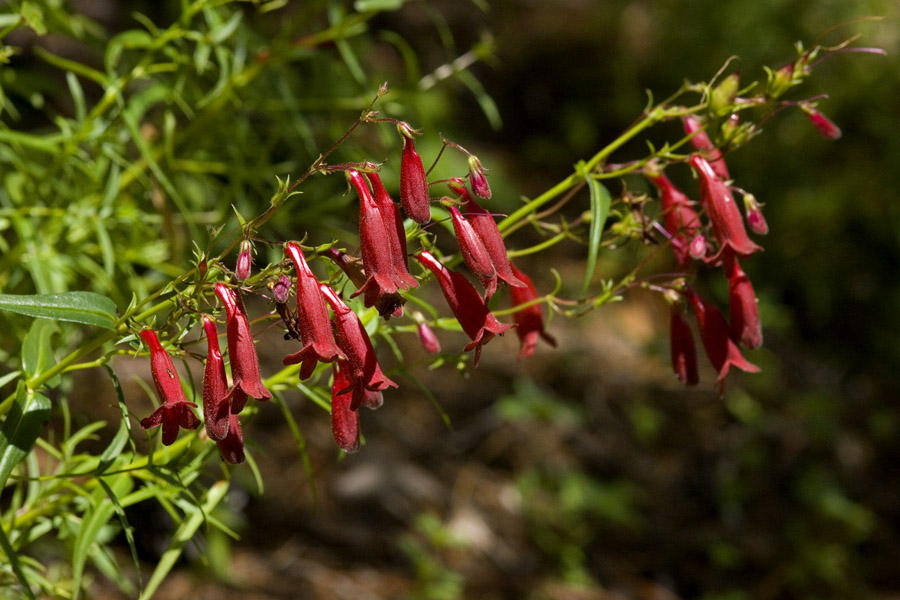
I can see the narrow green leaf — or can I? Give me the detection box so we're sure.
[0,291,118,329]
[96,475,142,593]
[139,480,229,600]
[66,71,86,122]
[208,11,242,45]
[19,1,46,35]
[273,393,317,508]
[0,382,50,491]
[580,176,611,297]
[354,0,407,11]
[72,474,134,600]
[21,319,59,384]
[0,522,37,600]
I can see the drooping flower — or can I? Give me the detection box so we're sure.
[669,304,699,385]
[398,122,431,224]
[448,204,497,295]
[138,329,200,446]
[683,114,730,181]
[415,250,512,367]
[508,263,557,360]
[319,283,397,410]
[690,155,763,262]
[448,178,525,296]
[726,256,763,350]
[348,169,415,306]
[201,315,230,441]
[467,155,492,200]
[800,102,842,140]
[646,171,703,268]
[216,412,245,464]
[325,247,405,319]
[365,169,418,289]
[282,243,345,379]
[330,360,361,453]
[685,287,759,386]
[235,239,253,281]
[215,283,272,413]
[413,311,442,355]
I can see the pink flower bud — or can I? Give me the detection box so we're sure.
[235,239,252,281]
[467,155,491,200]
[727,258,763,350]
[742,193,768,236]
[138,329,200,446]
[690,155,762,262]
[508,263,557,360]
[689,234,708,260]
[215,283,272,413]
[319,284,397,410]
[282,243,345,379]
[202,315,230,441]
[800,102,842,140]
[398,122,431,224]
[670,305,699,385]
[272,274,292,304]
[413,312,441,355]
[685,287,759,388]
[415,250,512,367]
[683,115,730,181]
[330,360,360,453]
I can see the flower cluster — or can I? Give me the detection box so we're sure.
[136,120,556,455]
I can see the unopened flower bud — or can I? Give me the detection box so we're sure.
[800,102,842,140]
[467,155,491,200]
[689,234,707,260]
[272,274,292,304]
[235,239,252,281]
[398,122,431,224]
[710,72,740,117]
[742,194,768,236]
[413,312,442,355]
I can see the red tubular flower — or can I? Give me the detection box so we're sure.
[330,360,361,453]
[448,204,497,296]
[448,178,525,296]
[202,315,230,441]
[398,122,431,224]
[647,171,703,268]
[727,257,763,350]
[325,247,405,319]
[669,305,699,385]
[508,263,557,360]
[800,102,842,140]
[235,239,252,281]
[215,283,272,413]
[319,283,397,410]
[282,243,345,378]
[690,155,762,262]
[413,311,442,355]
[685,287,759,386]
[467,155,492,200]
[138,329,200,446]
[415,250,512,367]
[365,169,418,290]
[683,114,731,181]
[216,412,245,464]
